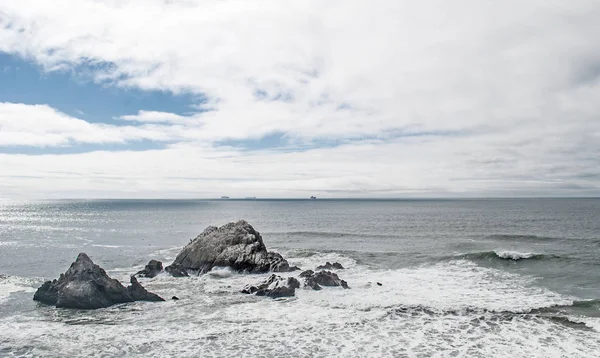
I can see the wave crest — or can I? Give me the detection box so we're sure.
[460,250,558,262]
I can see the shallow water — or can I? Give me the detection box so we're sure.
[1,199,599,357]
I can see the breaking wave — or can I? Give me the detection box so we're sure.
[458,250,560,262]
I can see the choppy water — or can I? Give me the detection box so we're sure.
[1,199,599,357]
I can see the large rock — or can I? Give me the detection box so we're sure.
[171,220,295,274]
[33,253,164,309]
[241,274,300,298]
[303,270,350,290]
[135,260,163,278]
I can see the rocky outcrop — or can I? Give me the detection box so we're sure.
[316,262,344,270]
[33,253,164,309]
[303,270,350,290]
[135,260,163,278]
[242,274,300,298]
[170,220,296,274]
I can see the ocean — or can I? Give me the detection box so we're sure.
[0,198,599,357]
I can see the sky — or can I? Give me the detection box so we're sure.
[0,0,599,199]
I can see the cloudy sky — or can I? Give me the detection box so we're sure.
[0,0,599,199]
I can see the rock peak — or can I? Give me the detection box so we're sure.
[34,253,164,309]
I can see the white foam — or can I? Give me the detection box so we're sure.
[495,250,538,260]
[207,267,236,279]
[0,276,37,303]
[91,244,124,249]
[1,255,599,357]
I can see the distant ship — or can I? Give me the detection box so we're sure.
[245,197,257,200]
[220,196,230,199]
[310,196,317,200]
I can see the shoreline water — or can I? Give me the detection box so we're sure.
[1,199,599,357]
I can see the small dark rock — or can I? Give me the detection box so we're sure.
[135,260,163,278]
[304,279,322,291]
[316,262,345,270]
[266,285,296,298]
[241,285,258,294]
[127,276,164,302]
[377,282,382,286]
[299,270,314,278]
[164,263,189,277]
[287,277,301,289]
[268,252,299,272]
[303,270,350,290]
[242,274,298,299]
[171,296,179,300]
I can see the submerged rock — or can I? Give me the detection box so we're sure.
[33,253,164,309]
[316,262,345,270]
[303,270,350,290]
[170,220,294,274]
[135,260,163,278]
[242,274,300,298]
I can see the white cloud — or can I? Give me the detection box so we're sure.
[0,102,195,146]
[0,0,599,197]
[118,110,190,123]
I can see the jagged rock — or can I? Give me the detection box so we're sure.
[33,253,164,309]
[316,262,344,270]
[287,277,301,289]
[172,296,179,300]
[170,220,293,274]
[303,270,350,290]
[267,252,301,272]
[164,263,189,277]
[241,274,299,298]
[127,276,164,302]
[135,260,163,278]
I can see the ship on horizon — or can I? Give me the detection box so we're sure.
[310,196,317,200]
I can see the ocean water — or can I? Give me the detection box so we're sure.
[0,198,599,357]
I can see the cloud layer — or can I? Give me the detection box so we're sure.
[0,0,599,198]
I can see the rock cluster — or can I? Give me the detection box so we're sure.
[301,270,350,290]
[315,262,345,270]
[34,221,354,308]
[34,253,164,309]
[242,274,301,298]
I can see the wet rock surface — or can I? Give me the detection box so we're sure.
[303,270,350,290]
[33,253,164,309]
[135,260,163,278]
[164,263,189,277]
[170,220,294,274]
[242,274,300,298]
[316,262,345,270]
